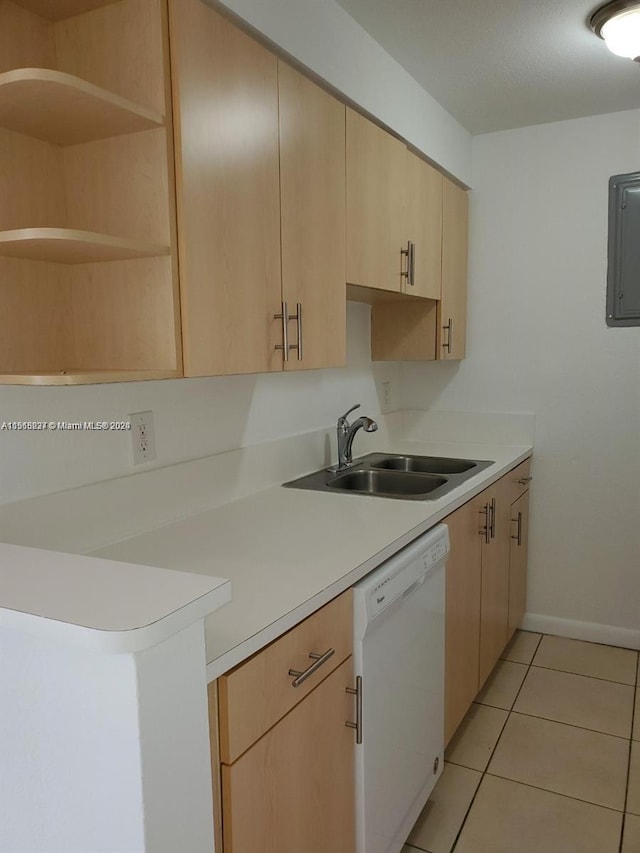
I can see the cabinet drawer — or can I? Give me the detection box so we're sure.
[218,589,353,763]
[504,457,532,504]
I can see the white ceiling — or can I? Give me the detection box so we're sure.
[335,0,640,134]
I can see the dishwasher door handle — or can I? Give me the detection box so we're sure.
[346,675,363,744]
[402,572,427,600]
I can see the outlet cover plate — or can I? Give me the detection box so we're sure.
[129,410,156,465]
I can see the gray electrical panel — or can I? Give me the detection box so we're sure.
[607,172,640,326]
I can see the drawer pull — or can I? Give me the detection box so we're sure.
[511,511,523,546]
[517,476,533,485]
[288,648,335,688]
[479,504,490,544]
[489,497,496,540]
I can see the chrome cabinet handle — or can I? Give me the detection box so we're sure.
[442,318,453,354]
[401,242,415,286]
[346,675,363,744]
[288,648,335,688]
[275,302,302,362]
[511,511,523,546]
[274,301,290,362]
[294,302,303,360]
[480,504,490,544]
[401,242,410,284]
[517,476,533,485]
[490,497,496,539]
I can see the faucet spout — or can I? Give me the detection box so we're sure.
[332,404,379,471]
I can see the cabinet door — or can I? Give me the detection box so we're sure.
[445,496,483,745]
[221,657,356,853]
[508,490,530,639]
[170,0,282,377]
[438,177,468,360]
[405,150,442,300]
[478,479,511,687]
[346,108,405,293]
[278,62,346,370]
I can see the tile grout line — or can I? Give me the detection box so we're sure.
[619,679,637,853]
[448,631,543,852]
[493,707,633,741]
[527,662,638,688]
[483,770,626,814]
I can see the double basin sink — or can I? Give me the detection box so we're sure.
[284,452,494,501]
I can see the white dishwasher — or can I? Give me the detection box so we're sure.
[353,523,448,853]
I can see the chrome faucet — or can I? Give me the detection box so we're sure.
[332,404,378,472]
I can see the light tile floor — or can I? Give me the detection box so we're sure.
[403,631,640,853]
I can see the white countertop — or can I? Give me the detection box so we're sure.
[0,541,231,652]
[90,436,532,678]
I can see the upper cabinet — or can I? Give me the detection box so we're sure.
[439,178,469,360]
[0,0,182,384]
[169,0,281,377]
[1,0,468,384]
[169,0,345,377]
[346,110,468,362]
[278,61,346,371]
[346,108,405,294]
[370,169,468,362]
[405,150,443,300]
[346,111,446,302]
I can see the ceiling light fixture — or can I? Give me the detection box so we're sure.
[590,0,640,60]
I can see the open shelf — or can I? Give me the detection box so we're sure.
[0,69,164,145]
[0,228,170,263]
[0,369,181,386]
[14,0,119,21]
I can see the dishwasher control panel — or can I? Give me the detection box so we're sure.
[363,525,450,620]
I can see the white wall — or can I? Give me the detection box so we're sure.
[212,0,472,185]
[0,621,216,853]
[401,109,640,639]
[0,302,398,505]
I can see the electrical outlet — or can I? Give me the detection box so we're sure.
[129,411,156,465]
[380,380,392,414]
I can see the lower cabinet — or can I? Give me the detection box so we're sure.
[444,494,483,744]
[211,590,357,853]
[477,476,511,687]
[444,457,532,744]
[508,487,530,638]
[221,657,355,852]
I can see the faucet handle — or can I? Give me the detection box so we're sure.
[339,403,361,422]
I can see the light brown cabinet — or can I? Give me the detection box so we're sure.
[278,60,346,370]
[212,591,357,853]
[0,0,182,384]
[346,107,406,294]
[346,111,447,303]
[438,178,469,360]
[508,489,530,638]
[444,494,483,744]
[505,457,532,639]
[370,170,468,363]
[170,0,345,378]
[444,458,532,744]
[221,658,355,853]
[3,0,469,383]
[169,0,281,378]
[405,150,443,300]
[478,476,511,687]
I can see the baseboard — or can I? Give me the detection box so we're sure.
[522,613,640,650]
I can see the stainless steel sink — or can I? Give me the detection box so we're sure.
[283,452,494,501]
[327,468,446,497]
[372,455,478,475]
